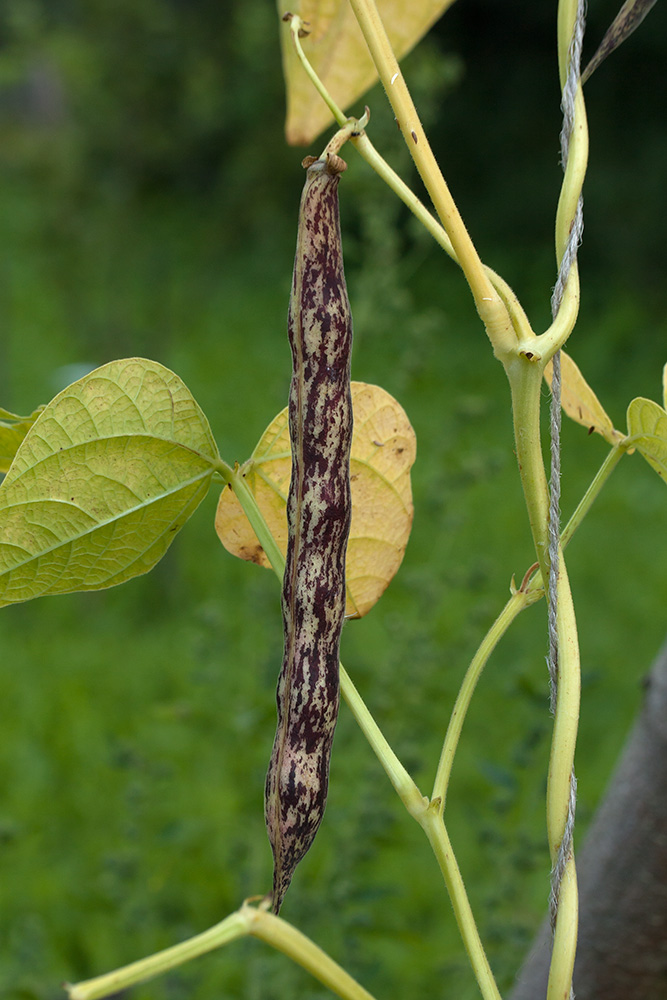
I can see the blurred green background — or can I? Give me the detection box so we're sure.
[1,1,666,998]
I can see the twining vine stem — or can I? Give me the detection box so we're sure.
[223,459,502,1000]
[67,901,379,1000]
[284,13,535,348]
[345,0,517,359]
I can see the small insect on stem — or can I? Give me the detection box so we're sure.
[265,152,353,914]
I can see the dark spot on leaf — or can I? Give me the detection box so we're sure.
[240,544,265,564]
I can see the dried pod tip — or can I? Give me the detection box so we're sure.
[300,154,347,176]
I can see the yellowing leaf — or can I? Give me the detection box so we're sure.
[0,406,45,474]
[0,359,219,607]
[626,396,667,484]
[279,0,457,145]
[662,362,667,412]
[544,350,623,445]
[215,382,416,618]
[582,0,658,85]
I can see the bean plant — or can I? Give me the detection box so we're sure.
[1,2,663,999]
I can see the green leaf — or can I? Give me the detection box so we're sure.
[626,396,667,483]
[0,406,46,474]
[0,359,219,607]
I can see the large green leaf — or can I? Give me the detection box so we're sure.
[626,396,667,484]
[0,359,219,606]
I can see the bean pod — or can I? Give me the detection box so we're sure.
[265,153,353,914]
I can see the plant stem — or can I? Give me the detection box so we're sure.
[516,440,627,605]
[546,555,580,855]
[248,906,379,1000]
[284,14,348,127]
[431,435,624,820]
[542,6,587,994]
[560,441,625,549]
[222,458,423,808]
[420,808,502,1000]
[505,336,580,1000]
[340,663,426,817]
[548,855,578,1000]
[285,13,536,346]
[67,901,380,1000]
[216,459,287,575]
[508,359,551,578]
[537,0,589,357]
[66,910,250,1000]
[432,587,532,813]
[346,0,516,358]
[506,358,581,871]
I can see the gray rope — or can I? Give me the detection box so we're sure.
[547,0,586,957]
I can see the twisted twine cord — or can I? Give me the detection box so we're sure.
[547,0,585,947]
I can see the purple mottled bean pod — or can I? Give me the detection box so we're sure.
[265,153,353,914]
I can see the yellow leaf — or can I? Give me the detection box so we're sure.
[626,396,667,484]
[215,382,416,618]
[278,0,457,146]
[662,362,667,412]
[544,351,623,445]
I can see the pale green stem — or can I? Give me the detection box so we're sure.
[544,5,587,997]
[504,328,581,1000]
[219,459,422,807]
[510,370,632,591]
[225,457,497,998]
[340,663,427,818]
[216,459,286,575]
[346,0,516,358]
[560,441,625,550]
[66,910,250,1000]
[508,360,551,578]
[535,15,588,354]
[432,437,625,819]
[248,906,379,1000]
[546,559,580,863]
[432,588,532,814]
[506,352,581,1000]
[67,901,380,1000]
[419,808,502,1000]
[548,856,578,1000]
[286,16,534,344]
[353,133,534,343]
[534,86,587,360]
[285,14,349,127]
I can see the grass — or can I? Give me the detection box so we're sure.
[1,171,666,1000]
